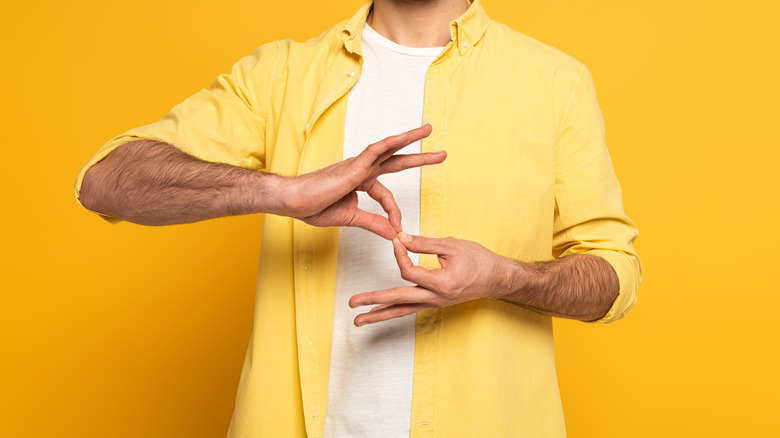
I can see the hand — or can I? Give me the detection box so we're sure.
[274,125,445,239]
[349,232,518,326]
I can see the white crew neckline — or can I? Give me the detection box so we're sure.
[362,23,446,57]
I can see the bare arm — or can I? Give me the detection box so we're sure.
[79,139,280,226]
[348,234,619,326]
[79,125,446,238]
[499,252,619,321]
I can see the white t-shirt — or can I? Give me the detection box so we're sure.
[323,23,444,438]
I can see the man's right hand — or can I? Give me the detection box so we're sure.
[270,124,445,239]
[79,125,442,234]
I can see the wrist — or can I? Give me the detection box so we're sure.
[244,171,288,216]
[490,256,529,300]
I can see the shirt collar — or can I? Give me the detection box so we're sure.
[341,0,491,56]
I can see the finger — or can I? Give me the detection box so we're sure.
[392,237,416,271]
[397,232,455,255]
[378,150,447,175]
[354,124,433,168]
[347,209,397,240]
[365,181,402,233]
[368,303,394,312]
[349,285,439,308]
[392,238,445,289]
[354,303,434,326]
[374,124,434,163]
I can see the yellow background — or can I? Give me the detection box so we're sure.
[1,0,777,436]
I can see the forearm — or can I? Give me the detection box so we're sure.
[79,140,283,225]
[497,253,620,321]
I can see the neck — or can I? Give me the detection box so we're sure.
[367,0,471,48]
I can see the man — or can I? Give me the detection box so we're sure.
[75,0,642,436]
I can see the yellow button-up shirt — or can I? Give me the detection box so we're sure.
[75,1,642,436]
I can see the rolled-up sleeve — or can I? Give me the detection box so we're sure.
[73,41,281,223]
[552,65,643,323]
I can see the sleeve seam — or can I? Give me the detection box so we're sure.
[555,64,588,141]
[260,41,283,166]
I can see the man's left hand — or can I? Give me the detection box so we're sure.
[349,233,518,326]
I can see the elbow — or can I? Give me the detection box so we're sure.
[582,250,642,324]
[78,163,110,214]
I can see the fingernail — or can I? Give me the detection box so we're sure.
[399,232,413,242]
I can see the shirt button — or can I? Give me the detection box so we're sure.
[461,40,469,48]
[308,340,313,345]
[304,123,310,131]
[304,265,308,270]
[348,71,356,77]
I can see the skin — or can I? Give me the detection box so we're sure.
[368,0,470,47]
[80,125,445,240]
[346,0,621,325]
[81,0,621,326]
[349,234,620,325]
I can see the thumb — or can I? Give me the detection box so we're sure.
[397,232,450,255]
